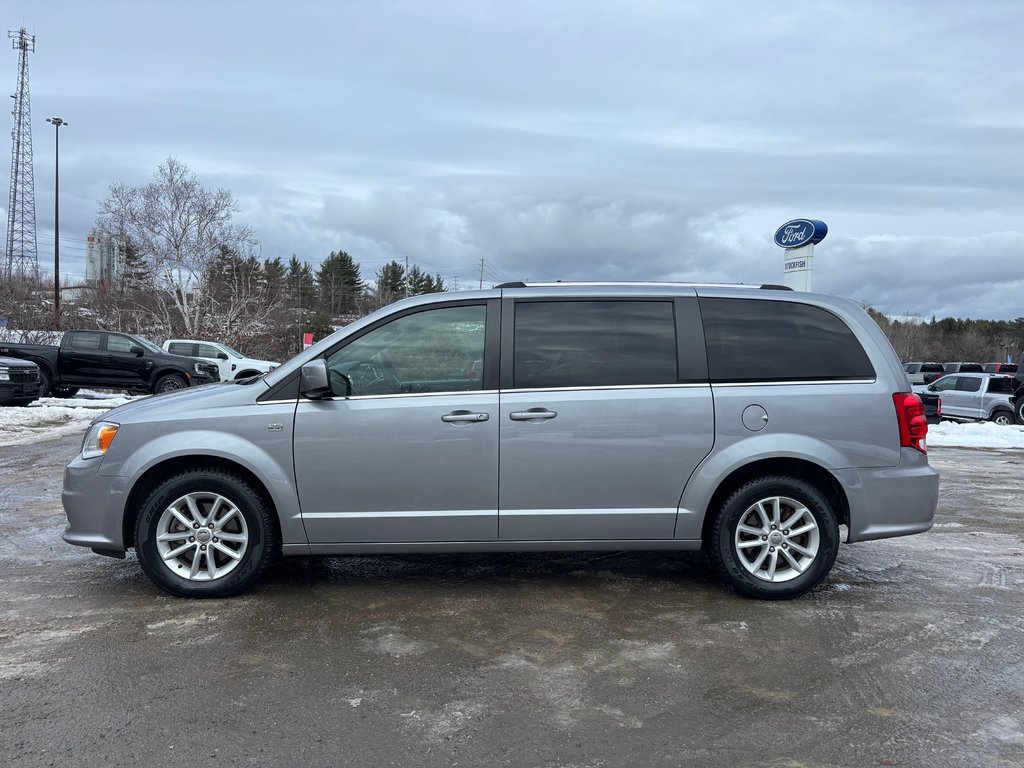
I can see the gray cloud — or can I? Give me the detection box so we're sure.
[6,0,1022,317]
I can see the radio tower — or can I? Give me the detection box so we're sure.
[4,27,37,283]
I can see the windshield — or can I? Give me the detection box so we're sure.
[132,336,166,355]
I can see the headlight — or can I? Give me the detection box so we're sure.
[194,363,205,374]
[0,366,9,381]
[81,421,119,460]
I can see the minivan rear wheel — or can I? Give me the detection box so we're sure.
[712,476,839,599]
[135,469,277,598]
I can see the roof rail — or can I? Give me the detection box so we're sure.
[495,281,793,291]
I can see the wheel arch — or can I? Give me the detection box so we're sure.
[234,370,262,380]
[699,457,850,548]
[150,367,190,389]
[123,456,283,550]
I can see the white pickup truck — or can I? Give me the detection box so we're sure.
[920,372,1016,425]
[162,340,278,382]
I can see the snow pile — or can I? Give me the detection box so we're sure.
[927,420,1024,450]
[0,391,139,447]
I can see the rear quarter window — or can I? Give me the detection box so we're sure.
[700,298,875,383]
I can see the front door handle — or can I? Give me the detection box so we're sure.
[509,408,558,422]
[441,410,489,424]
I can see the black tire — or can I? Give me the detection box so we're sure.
[234,370,260,380]
[1015,400,1024,426]
[991,410,1014,427]
[134,469,278,598]
[154,373,187,394]
[51,386,80,398]
[38,368,53,397]
[711,475,840,600]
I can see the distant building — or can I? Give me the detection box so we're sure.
[84,230,125,283]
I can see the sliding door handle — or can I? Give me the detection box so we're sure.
[509,408,558,422]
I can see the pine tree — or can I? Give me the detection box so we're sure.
[316,250,364,318]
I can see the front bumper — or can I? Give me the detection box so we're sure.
[61,455,131,552]
[0,380,40,401]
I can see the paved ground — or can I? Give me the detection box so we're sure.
[1,433,1022,768]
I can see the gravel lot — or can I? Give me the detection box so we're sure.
[1,432,1022,767]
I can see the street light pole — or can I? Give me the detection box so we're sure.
[47,117,67,326]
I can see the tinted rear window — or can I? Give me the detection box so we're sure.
[958,363,984,373]
[700,298,875,383]
[921,363,945,373]
[69,332,101,350]
[988,377,1016,394]
[513,300,677,388]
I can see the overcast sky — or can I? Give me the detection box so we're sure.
[5,0,1023,319]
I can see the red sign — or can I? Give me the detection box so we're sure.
[302,332,314,349]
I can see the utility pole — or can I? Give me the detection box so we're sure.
[4,28,38,284]
[478,258,485,289]
[47,117,67,325]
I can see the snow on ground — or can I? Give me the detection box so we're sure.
[0,391,140,447]
[927,420,1024,449]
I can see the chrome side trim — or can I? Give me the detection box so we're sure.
[712,379,877,387]
[257,398,299,405]
[501,383,708,394]
[305,389,499,402]
[500,508,675,517]
[302,510,494,519]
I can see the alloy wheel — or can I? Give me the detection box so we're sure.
[734,495,820,583]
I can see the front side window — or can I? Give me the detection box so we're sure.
[701,298,875,383]
[326,304,486,397]
[197,344,222,358]
[932,376,957,392]
[106,335,135,353]
[513,300,678,389]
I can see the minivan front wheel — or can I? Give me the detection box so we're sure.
[135,469,277,598]
[712,476,839,599]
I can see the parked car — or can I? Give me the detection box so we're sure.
[0,330,220,397]
[918,390,941,425]
[0,356,41,406]
[942,362,984,374]
[982,362,1018,374]
[162,339,278,382]
[62,282,938,600]
[925,373,1016,425]
[903,361,945,385]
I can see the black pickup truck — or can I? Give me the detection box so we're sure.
[0,330,220,397]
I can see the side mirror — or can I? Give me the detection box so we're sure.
[217,352,229,360]
[927,384,936,392]
[130,345,145,357]
[299,360,334,399]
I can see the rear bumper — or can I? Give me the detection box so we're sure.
[833,453,939,543]
[61,455,130,552]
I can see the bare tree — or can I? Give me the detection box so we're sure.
[96,157,259,338]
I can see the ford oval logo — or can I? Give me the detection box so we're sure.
[774,219,828,249]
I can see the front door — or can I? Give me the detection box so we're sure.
[498,298,714,541]
[104,333,151,389]
[294,301,499,543]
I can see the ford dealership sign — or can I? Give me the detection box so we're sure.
[774,219,828,249]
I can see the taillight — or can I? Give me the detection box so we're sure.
[893,392,928,454]
[936,398,941,416]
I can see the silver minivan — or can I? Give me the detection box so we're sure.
[62,283,939,599]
